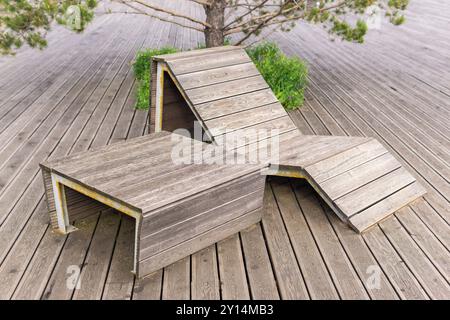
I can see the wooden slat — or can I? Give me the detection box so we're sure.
[133,270,163,300]
[195,89,278,120]
[162,257,190,300]
[305,139,386,183]
[293,182,370,299]
[205,102,286,135]
[139,188,263,260]
[191,245,220,300]
[261,184,309,299]
[335,167,417,217]
[379,217,450,299]
[0,202,49,299]
[278,135,368,167]
[272,182,339,299]
[363,226,429,299]
[240,224,280,300]
[214,116,297,147]
[320,152,402,200]
[47,132,172,176]
[138,207,262,277]
[177,62,260,90]
[140,173,263,235]
[167,49,251,75]
[217,234,250,299]
[325,209,399,299]
[102,216,135,300]
[349,182,426,232]
[186,75,268,105]
[395,206,450,283]
[11,227,66,300]
[154,46,241,62]
[125,165,262,213]
[72,211,121,300]
[294,137,369,168]
[42,213,99,300]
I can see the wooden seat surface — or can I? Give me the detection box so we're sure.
[41,131,263,215]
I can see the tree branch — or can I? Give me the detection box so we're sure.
[115,0,211,28]
[234,6,283,45]
[232,0,348,43]
[225,0,304,34]
[243,24,281,48]
[187,0,211,6]
[113,1,205,32]
[223,0,271,30]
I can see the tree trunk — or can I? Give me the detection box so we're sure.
[204,0,226,47]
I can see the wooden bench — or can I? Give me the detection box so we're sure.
[148,46,426,233]
[40,131,265,278]
[40,46,426,279]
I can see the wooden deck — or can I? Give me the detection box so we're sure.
[0,0,449,299]
[149,46,425,233]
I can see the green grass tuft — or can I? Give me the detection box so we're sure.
[133,47,178,109]
[246,42,308,110]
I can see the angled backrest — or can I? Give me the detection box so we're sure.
[149,46,297,143]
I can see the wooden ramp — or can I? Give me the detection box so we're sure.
[149,46,426,232]
[267,131,426,232]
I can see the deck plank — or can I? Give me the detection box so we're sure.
[132,270,163,300]
[72,211,121,300]
[272,181,339,299]
[42,214,100,300]
[292,182,370,299]
[162,257,190,300]
[217,235,250,300]
[240,224,280,300]
[363,227,430,299]
[191,245,220,300]
[262,184,309,299]
[102,216,135,300]
[319,152,401,200]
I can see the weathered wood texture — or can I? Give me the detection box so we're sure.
[161,75,197,134]
[149,47,295,139]
[148,47,425,232]
[40,131,266,277]
[0,0,448,300]
[271,134,426,232]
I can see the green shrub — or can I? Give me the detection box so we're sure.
[133,47,178,109]
[132,42,308,110]
[246,42,308,110]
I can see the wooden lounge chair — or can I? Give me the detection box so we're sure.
[148,46,426,233]
[40,46,425,278]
